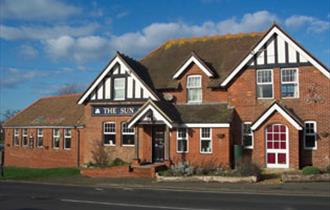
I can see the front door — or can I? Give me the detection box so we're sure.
[152,126,165,162]
[266,124,289,168]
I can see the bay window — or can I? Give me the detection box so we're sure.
[64,128,71,149]
[281,68,299,98]
[304,121,317,149]
[122,122,135,146]
[187,75,202,103]
[104,122,116,146]
[53,128,60,149]
[256,69,273,98]
[242,122,253,149]
[177,128,188,153]
[113,78,125,100]
[200,128,212,153]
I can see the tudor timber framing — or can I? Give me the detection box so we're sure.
[78,52,159,104]
[221,24,330,87]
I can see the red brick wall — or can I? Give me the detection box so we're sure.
[228,66,330,168]
[164,63,228,104]
[137,125,152,163]
[169,127,231,167]
[81,104,136,164]
[4,127,79,168]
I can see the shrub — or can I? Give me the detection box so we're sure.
[325,165,330,174]
[90,140,110,167]
[302,166,321,175]
[111,158,127,166]
[233,161,261,177]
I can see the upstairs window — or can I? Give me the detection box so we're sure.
[64,128,71,149]
[113,78,125,100]
[177,128,188,153]
[53,128,60,149]
[200,128,212,153]
[187,75,202,103]
[22,128,28,146]
[304,121,317,149]
[256,69,273,99]
[37,128,43,148]
[122,122,135,146]
[242,122,253,149]
[281,68,299,98]
[13,128,20,146]
[104,122,116,146]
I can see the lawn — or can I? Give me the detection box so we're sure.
[0,167,80,180]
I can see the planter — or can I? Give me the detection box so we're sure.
[156,173,258,183]
[281,173,330,183]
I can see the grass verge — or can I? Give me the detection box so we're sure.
[0,167,80,180]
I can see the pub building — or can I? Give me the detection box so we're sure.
[3,24,330,170]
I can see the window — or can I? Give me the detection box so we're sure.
[122,122,135,146]
[187,75,202,103]
[281,68,299,98]
[29,135,34,148]
[113,78,125,100]
[22,128,28,146]
[256,69,273,98]
[104,122,116,146]
[37,128,43,148]
[200,128,212,153]
[13,128,19,146]
[242,123,253,149]
[53,128,60,149]
[304,121,317,149]
[64,128,71,149]
[177,128,188,153]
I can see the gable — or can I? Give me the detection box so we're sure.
[172,52,215,79]
[221,25,330,87]
[78,53,158,104]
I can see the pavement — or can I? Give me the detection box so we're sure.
[0,181,329,210]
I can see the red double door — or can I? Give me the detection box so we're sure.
[266,124,289,168]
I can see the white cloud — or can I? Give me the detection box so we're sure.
[19,45,39,59]
[44,35,110,63]
[285,15,330,33]
[0,0,81,21]
[0,68,49,88]
[0,23,99,40]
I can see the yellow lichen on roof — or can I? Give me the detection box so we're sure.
[141,31,264,62]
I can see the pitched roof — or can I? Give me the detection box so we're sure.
[3,94,84,127]
[140,32,265,89]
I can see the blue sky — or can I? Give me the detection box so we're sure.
[0,0,329,117]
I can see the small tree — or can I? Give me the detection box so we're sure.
[55,84,82,96]
[90,140,110,167]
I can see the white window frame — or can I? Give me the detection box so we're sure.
[53,128,60,149]
[304,121,317,150]
[256,69,274,99]
[176,128,188,153]
[14,128,19,146]
[104,122,116,146]
[64,128,72,150]
[200,128,212,154]
[281,68,299,99]
[113,77,126,100]
[242,122,253,149]
[37,128,43,148]
[122,122,135,147]
[186,75,202,104]
[22,128,28,147]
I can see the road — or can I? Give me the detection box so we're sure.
[0,181,329,210]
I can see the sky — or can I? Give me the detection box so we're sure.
[0,0,329,117]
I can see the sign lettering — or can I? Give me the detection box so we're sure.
[92,105,140,116]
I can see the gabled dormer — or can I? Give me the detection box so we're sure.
[78,52,159,104]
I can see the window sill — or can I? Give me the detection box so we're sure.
[64,148,71,151]
[304,147,317,150]
[243,146,253,150]
[176,151,188,154]
[104,144,116,147]
[122,144,135,147]
[257,97,274,100]
[281,97,299,99]
[200,151,212,154]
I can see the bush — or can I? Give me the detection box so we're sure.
[90,140,110,167]
[233,162,261,177]
[325,165,330,174]
[111,158,127,166]
[302,166,321,175]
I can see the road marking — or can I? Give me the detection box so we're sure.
[61,198,216,210]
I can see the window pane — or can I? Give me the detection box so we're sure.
[187,88,202,102]
[187,76,201,88]
[104,134,115,145]
[114,78,125,99]
[257,84,273,98]
[65,137,71,149]
[178,139,187,152]
[104,123,115,133]
[305,135,315,148]
[243,136,252,147]
[201,128,210,138]
[122,135,135,145]
[37,137,43,147]
[178,128,187,138]
[201,140,211,153]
